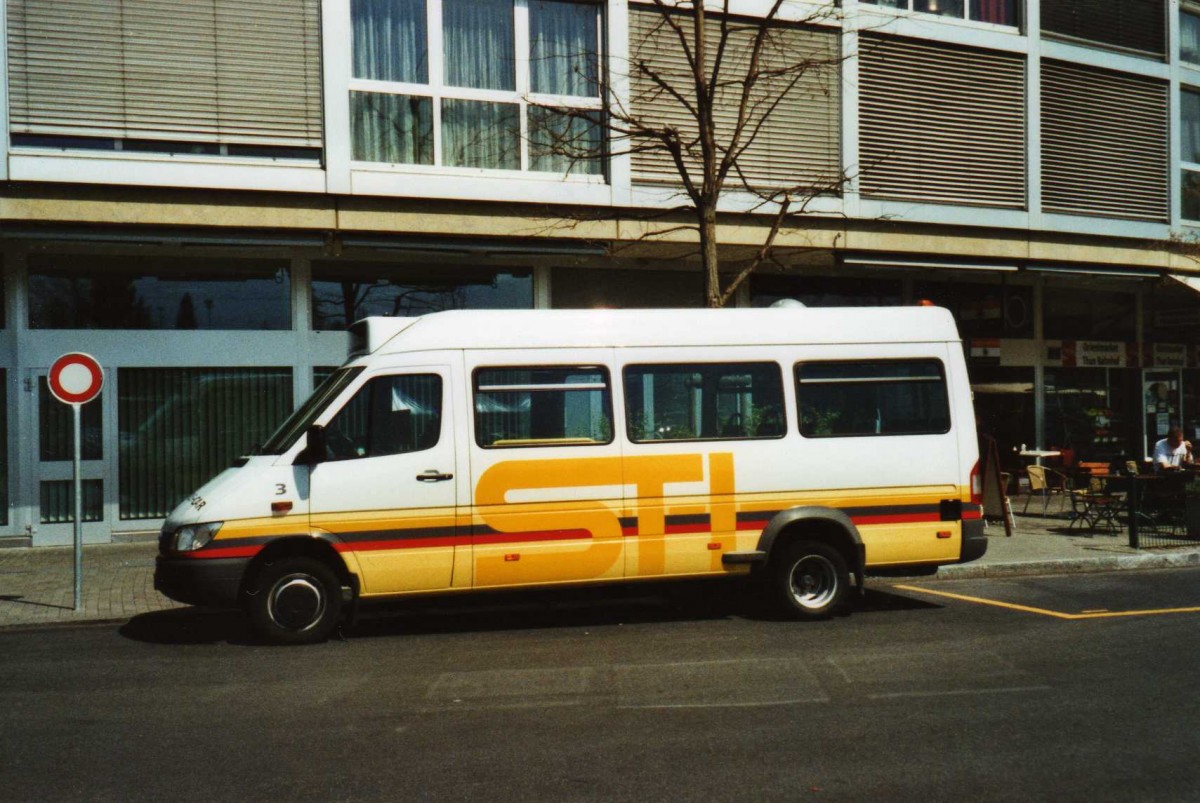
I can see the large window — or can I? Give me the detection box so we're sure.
[860,0,1018,26]
[323,374,443,460]
[624,363,785,442]
[350,0,603,175]
[1184,89,1200,221]
[1041,0,1164,57]
[474,366,612,447]
[29,256,291,330]
[118,368,293,519]
[796,360,950,438]
[311,262,532,329]
[1185,5,1200,64]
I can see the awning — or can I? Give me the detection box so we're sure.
[1168,273,1200,295]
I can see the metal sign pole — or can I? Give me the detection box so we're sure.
[73,402,83,613]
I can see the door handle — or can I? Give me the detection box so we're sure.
[416,470,454,482]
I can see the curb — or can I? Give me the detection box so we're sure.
[933,550,1200,580]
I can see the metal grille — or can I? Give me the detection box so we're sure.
[858,34,1026,208]
[117,368,293,520]
[7,0,323,147]
[1041,60,1169,222]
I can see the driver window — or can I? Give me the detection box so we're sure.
[324,374,443,460]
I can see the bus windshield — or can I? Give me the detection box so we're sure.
[259,367,364,454]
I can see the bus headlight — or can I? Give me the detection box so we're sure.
[173,522,223,552]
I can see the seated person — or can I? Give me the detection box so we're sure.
[1153,427,1193,472]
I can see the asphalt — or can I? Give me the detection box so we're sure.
[2,494,1200,631]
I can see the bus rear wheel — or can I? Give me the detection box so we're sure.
[772,541,847,620]
[246,556,343,645]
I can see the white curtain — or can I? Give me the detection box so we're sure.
[529,1,598,96]
[1184,12,1200,64]
[1185,91,1200,165]
[529,107,600,174]
[444,0,515,90]
[443,99,520,169]
[352,0,428,83]
[351,92,433,164]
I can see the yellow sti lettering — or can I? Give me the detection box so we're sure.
[473,453,726,582]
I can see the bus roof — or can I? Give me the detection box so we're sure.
[359,306,961,355]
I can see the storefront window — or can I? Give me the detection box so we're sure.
[1045,368,1138,463]
[29,256,292,330]
[118,368,293,519]
[554,268,706,308]
[969,366,1034,475]
[913,280,1034,340]
[311,262,532,329]
[749,275,903,308]
[1042,284,1136,341]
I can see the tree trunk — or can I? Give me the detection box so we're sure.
[699,204,722,307]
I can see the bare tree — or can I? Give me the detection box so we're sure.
[531,0,848,307]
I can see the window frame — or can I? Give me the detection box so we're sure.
[794,358,952,440]
[622,361,788,444]
[472,364,615,448]
[348,0,606,178]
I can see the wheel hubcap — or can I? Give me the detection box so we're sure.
[789,555,837,609]
[268,575,325,631]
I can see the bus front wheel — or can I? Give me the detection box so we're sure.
[772,541,847,620]
[246,556,343,645]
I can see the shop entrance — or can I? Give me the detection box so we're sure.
[1143,369,1183,461]
[26,370,111,545]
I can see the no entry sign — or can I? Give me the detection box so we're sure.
[49,352,104,406]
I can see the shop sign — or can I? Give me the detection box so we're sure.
[1151,343,1188,369]
[1076,341,1126,368]
[999,338,1039,367]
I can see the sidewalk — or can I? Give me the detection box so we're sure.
[3,502,1200,630]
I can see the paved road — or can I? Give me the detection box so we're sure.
[4,571,1200,801]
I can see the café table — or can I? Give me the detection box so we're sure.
[1019,449,1062,466]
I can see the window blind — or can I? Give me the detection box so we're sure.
[8,0,323,147]
[858,35,1026,209]
[628,8,840,191]
[1041,60,1168,222]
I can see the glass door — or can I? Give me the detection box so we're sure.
[1144,369,1184,461]
[28,370,109,545]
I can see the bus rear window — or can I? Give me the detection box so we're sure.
[796,360,950,438]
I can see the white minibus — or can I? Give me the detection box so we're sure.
[155,307,986,643]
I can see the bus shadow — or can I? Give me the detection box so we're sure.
[119,607,255,646]
[119,581,941,646]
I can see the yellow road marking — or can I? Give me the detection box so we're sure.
[893,584,1200,620]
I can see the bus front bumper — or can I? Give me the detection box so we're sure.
[154,556,250,608]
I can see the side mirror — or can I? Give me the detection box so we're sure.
[301,424,327,466]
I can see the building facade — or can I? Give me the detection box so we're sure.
[0,0,1197,546]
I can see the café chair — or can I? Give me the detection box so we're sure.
[1023,464,1068,515]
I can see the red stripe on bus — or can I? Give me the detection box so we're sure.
[181,546,262,559]
[851,513,941,526]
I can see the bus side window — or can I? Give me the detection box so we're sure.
[795,359,950,438]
